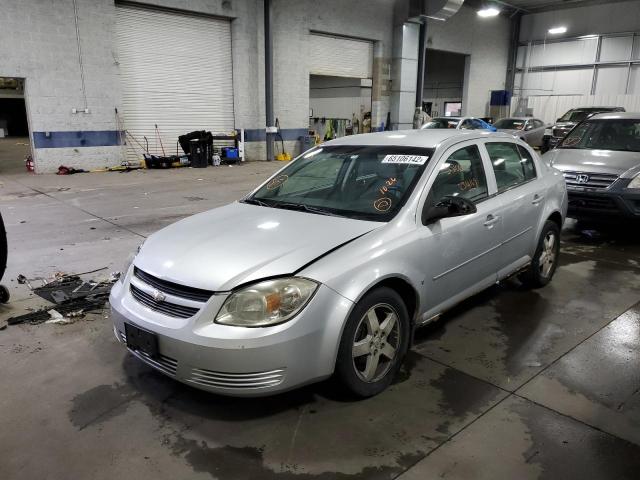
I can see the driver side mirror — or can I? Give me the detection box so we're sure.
[422,195,477,225]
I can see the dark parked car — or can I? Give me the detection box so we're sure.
[542,106,625,152]
[544,112,640,221]
[0,211,9,303]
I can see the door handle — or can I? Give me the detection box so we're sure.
[532,194,545,205]
[483,214,500,228]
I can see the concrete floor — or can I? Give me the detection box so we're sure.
[1,162,640,479]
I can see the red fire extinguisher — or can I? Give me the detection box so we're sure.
[25,155,34,172]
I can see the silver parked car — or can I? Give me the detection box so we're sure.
[544,112,640,220]
[494,117,547,148]
[421,116,496,131]
[110,130,567,397]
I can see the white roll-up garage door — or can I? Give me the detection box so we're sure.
[116,5,234,161]
[309,33,373,79]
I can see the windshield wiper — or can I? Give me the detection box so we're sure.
[241,198,271,207]
[269,201,344,217]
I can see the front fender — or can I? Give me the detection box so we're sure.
[301,231,425,309]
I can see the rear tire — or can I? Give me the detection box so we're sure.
[519,220,561,288]
[335,287,410,397]
[0,285,9,304]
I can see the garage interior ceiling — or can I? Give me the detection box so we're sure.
[487,0,620,12]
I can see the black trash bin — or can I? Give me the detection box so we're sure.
[189,139,209,168]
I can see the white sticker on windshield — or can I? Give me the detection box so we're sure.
[382,154,429,165]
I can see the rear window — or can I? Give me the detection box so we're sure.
[494,119,526,130]
[422,118,460,129]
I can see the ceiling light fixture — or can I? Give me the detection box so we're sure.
[477,7,500,17]
[548,26,568,34]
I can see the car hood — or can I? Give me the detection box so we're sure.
[134,202,381,291]
[545,148,640,177]
[552,122,576,131]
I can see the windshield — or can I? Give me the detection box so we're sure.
[560,119,640,152]
[494,119,526,130]
[422,118,460,129]
[246,146,434,221]
[558,110,592,123]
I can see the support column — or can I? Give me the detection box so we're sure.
[415,21,427,108]
[264,0,274,161]
[390,21,420,130]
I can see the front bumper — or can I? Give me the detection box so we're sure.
[567,187,640,219]
[109,270,354,396]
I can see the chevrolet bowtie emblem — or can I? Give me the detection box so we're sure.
[152,289,166,302]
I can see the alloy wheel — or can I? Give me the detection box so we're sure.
[351,303,401,383]
[538,231,557,278]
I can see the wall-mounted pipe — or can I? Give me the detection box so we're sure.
[72,0,88,110]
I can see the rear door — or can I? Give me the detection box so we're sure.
[418,141,504,316]
[481,141,546,277]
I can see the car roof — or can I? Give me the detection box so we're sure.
[587,112,640,120]
[499,117,534,121]
[322,129,514,149]
[570,106,622,112]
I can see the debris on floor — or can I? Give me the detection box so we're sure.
[6,270,120,327]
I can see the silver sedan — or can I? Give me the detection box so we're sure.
[494,117,548,148]
[110,130,567,397]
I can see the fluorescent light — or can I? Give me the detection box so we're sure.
[548,26,567,34]
[477,7,500,17]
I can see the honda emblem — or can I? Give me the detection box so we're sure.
[576,174,590,184]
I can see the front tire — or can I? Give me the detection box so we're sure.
[335,287,410,397]
[519,220,561,288]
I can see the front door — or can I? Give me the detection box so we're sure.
[417,142,504,320]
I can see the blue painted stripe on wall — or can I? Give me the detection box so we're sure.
[33,130,123,149]
[33,129,311,147]
[244,128,309,142]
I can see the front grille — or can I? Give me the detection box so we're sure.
[568,193,618,212]
[119,331,178,376]
[134,267,213,302]
[188,367,285,390]
[130,284,200,318]
[563,171,618,190]
[553,127,571,138]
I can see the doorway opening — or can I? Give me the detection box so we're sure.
[309,75,372,142]
[0,77,31,174]
[423,49,466,118]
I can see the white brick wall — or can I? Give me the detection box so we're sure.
[0,0,123,172]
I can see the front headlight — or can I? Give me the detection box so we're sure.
[628,175,640,189]
[544,128,552,136]
[119,242,143,282]
[215,277,318,327]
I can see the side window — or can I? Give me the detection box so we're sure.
[517,145,537,180]
[486,142,535,192]
[459,119,473,130]
[470,119,484,129]
[431,145,488,203]
[534,120,544,129]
